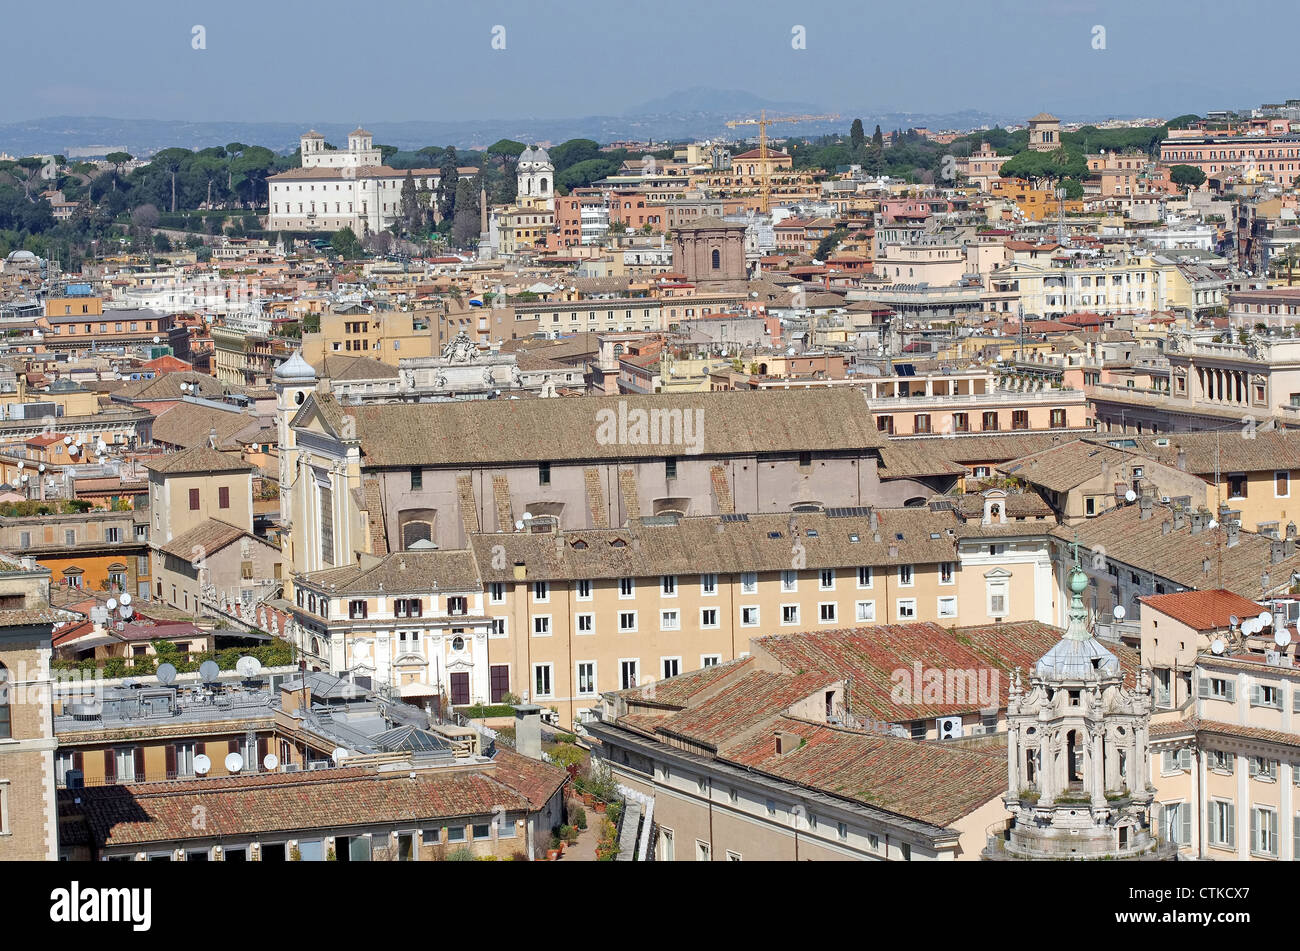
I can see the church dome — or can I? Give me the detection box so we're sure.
[273,349,317,384]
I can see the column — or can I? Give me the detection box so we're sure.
[1007,723,1019,795]
[1091,728,1106,806]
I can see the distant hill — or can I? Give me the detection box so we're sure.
[0,97,1142,158]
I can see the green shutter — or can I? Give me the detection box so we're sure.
[1226,680,1236,702]
[1226,804,1236,849]
[1251,808,1259,853]
[1180,803,1192,847]
[1198,677,1210,699]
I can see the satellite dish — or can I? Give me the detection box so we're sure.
[514,520,524,531]
[106,598,117,611]
[1124,489,1137,503]
[68,445,78,455]
[37,464,45,472]
[522,511,533,520]
[225,752,244,773]
[194,754,211,775]
[121,605,133,619]
[1113,605,1126,620]
[1229,615,1239,627]
[199,660,221,684]
[120,593,131,606]
[121,677,137,689]
[15,460,22,470]
[263,753,279,771]
[1275,627,1291,647]
[331,747,348,766]
[1258,611,1272,625]
[63,436,72,445]
[1211,638,1225,655]
[1242,618,1259,635]
[236,656,262,678]
[156,662,177,685]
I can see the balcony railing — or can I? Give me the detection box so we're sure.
[868,388,1084,410]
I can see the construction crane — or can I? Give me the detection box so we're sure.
[724,110,840,213]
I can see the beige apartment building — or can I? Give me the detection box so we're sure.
[145,445,257,545]
[302,307,436,366]
[0,557,61,861]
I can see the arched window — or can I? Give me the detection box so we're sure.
[539,177,548,193]
[711,249,721,270]
[0,663,10,739]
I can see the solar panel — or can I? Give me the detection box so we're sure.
[720,513,750,522]
[827,507,871,518]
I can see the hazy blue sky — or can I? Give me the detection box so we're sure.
[0,0,1288,123]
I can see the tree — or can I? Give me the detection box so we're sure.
[451,177,480,247]
[331,227,363,260]
[872,125,884,150]
[1170,164,1207,192]
[437,147,459,222]
[850,119,865,151]
[399,170,420,233]
[131,203,160,232]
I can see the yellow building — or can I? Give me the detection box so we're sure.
[301,307,435,366]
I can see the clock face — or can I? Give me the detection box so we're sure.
[295,391,305,405]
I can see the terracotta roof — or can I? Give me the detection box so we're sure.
[1121,430,1300,476]
[1137,589,1265,631]
[142,445,255,476]
[152,402,263,450]
[157,518,256,561]
[62,751,566,849]
[346,388,883,468]
[298,549,481,594]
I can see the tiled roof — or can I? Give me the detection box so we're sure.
[152,402,263,450]
[62,752,566,848]
[1121,430,1300,476]
[315,354,400,382]
[346,388,882,467]
[298,549,481,594]
[998,439,1137,492]
[142,445,255,475]
[1052,502,1300,594]
[725,715,1007,827]
[893,431,1091,464]
[1138,589,1265,631]
[157,518,256,561]
[468,508,960,584]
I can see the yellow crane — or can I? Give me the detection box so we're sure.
[724,110,841,212]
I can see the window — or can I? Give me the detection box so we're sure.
[898,564,913,586]
[819,569,835,590]
[1249,756,1278,781]
[576,579,593,600]
[700,607,719,628]
[700,573,717,595]
[490,617,507,638]
[619,611,637,632]
[1277,471,1291,498]
[576,613,594,635]
[662,657,681,679]
[218,486,230,509]
[661,575,677,597]
[1228,474,1247,499]
[938,596,957,618]
[1252,807,1278,857]
[665,457,677,480]
[489,582,505,603]
[348,600,367,619]
[857,566,872,588]
[395,598,422,618]
[781,604,800,625]
[106,527,121,544]
[1253,684,1281,709]
[660,610,680,631]
[410,468,423,490]
[897,599,917,619]
[189,488,200,510]
[447,825,466,843]
[65,529,76,546]
[619,577,635,598]
[741,572,757,594]
[819,602,837,623]
[533,615,551,637]
[620,659,640,690]
[533,663,553,698]
[0,665,9,739]
[1201,676,1235,701]
[532,581,549,603]
[939,562,954,585]
[781,570,797,592]
[1209,750,1234,773]
[577,662,596,695]
[741,606,760,626]
[1208,800,1236,849]
[855,601,875,622]
[701,654,721,667]
[837,821,848,841]
[661,828,675,861]
[538,462,551,485]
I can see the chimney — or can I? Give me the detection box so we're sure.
[1161,519,1172,535]
[774,731,800,756]
[1287,538,1297,558]
[1226,520,1240,547]
[208,427,218,449]
[1172,505,1186,531]
[1176,448,1187,471]
[1138,492,1153,520]
[1272,539,1286,564]
[513,704,543,759]
[1288,521,1297,541]
[1189,510,1206,534]
[512,560,526,581]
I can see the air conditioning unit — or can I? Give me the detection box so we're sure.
[937,716,963,740]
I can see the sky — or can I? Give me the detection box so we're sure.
[0,0,1291,125]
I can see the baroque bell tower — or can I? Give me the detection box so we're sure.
[988,546,1175,860]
